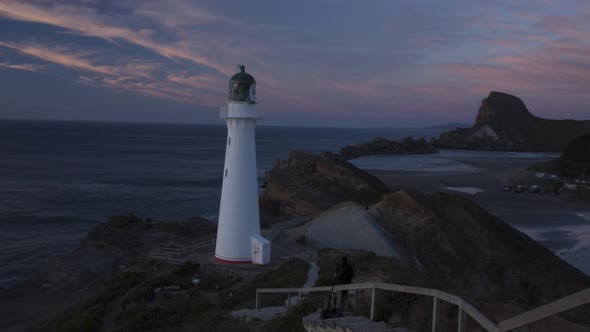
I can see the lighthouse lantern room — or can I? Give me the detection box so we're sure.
[215,65,270,264]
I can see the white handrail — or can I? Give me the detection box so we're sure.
[498,288,590,331]
[256,282,590,332]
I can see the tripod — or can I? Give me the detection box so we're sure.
[321,273,342,319]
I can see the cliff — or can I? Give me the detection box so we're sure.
[340,136,437,160]
[260,151,390,218]
[437,91,590,151]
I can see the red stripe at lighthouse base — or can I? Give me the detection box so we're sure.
[213,256,252,265]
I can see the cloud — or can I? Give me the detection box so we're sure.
[0,39,222,106]
[0,61,42,72]
[0,0,590,124]
[0,40,118,75]
[0,1,230,74]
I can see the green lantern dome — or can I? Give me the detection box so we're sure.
[229,65,256,103]
[230,65,256,84]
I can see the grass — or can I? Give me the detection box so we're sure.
[112,259,309,331]
[45,259,311,332]
[122,263,240,308]
[224,258,310,309]
[47,270,145,332]
[116,295,211,332]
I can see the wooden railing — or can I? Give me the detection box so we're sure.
[150,237,216,268]
[151,237,216,257]
[256,282,590,332]
[152,212,319,262]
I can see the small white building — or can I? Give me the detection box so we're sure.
[214,65,270,265]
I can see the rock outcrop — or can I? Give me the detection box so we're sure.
[260,151,390,218]
[529,134,590,178]
[437,91,590,152]
[340,136,437,160]
[562,134,590,163]
[370,190,590,308]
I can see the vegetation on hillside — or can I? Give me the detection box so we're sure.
[44,259,310,332]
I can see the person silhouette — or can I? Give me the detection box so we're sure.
[334,256,354,309]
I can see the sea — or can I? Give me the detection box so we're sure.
[0,120,446,287]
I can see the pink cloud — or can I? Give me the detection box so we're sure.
[0,61,43,72]
[0,1,231,75]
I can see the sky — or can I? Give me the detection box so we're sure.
[0,0,589,127]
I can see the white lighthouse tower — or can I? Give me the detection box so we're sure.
[215,65,270,265]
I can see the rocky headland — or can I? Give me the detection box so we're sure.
[339,136,437,160]
[259,150,390,219]
[436,91,590,152]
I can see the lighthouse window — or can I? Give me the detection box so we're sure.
[228,137,231,146]
[225,169,228,177]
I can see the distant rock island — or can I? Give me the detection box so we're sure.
[340,136,437,160]
[436,91,590,152]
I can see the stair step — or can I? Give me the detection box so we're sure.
[303,310,401,332]
[231,306,287,322]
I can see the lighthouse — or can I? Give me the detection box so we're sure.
[215,65,270,265]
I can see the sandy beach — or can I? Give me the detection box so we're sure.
[351,150,590,275]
